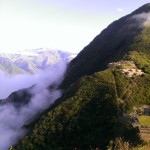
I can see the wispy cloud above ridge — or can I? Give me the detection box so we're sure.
[132,12,150,26]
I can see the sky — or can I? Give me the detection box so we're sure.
[0,0,150,53]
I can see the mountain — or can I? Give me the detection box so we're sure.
[11,69,143,150]
[8,3,150,150]
[0,48,76,75]
[61,3,150,89]
[0,57,26,75]
[0,88,32,108]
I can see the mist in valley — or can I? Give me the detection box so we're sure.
[0,61,67,150]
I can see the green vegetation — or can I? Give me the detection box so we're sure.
[138,116,150,127]
[125,26,150,73]
[107,138,150,150]
[12,69,145,150]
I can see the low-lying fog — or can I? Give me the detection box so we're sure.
[0,61,67,150]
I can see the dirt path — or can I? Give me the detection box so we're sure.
[140,127,150,142]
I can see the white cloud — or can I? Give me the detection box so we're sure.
[0,61,67,150]
[132,12,150,27]
[0,71,38,99]
[117,8,124,12]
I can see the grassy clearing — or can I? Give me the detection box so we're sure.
[138,115,150,127]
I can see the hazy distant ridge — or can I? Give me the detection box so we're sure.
[0,48,76,75]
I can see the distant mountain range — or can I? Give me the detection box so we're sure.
[0,48,76,75]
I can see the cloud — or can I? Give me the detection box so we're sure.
[126,12,150,30]
[117,8,124,12]
[0,71,38,99]
[132,12,150,27]
[0,61,67,150]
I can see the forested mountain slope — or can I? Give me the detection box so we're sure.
[11,3,150,150]
[12,68,150,150]
[61,3,150,89]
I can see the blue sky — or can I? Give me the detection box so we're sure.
[0,0,150,53]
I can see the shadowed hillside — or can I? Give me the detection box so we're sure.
[61,3,150,89]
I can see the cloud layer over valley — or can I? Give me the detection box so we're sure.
[0,61,67,150]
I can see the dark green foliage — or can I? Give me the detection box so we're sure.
[126,51,150,73]
[125,26,150,73]
[113,70,150,113]
[12,69,144,150]
[130,74,150,105]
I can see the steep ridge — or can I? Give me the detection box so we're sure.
[61,3,150,89]
[0,49,76,75]
[0,88,32,108]
[9,3,150,150]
